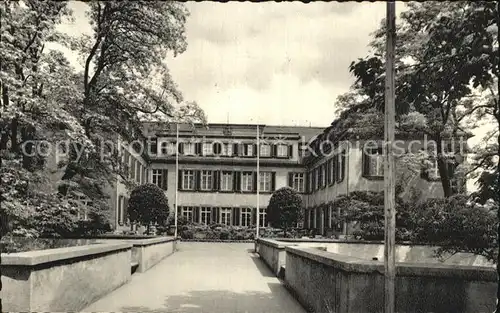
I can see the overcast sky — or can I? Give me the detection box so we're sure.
[62,1,407,127]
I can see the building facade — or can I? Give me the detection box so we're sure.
[107,121,468,235]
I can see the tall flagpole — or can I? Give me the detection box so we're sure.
[174,122,179,239]
[384,2,396,313]
[256,125,260,239]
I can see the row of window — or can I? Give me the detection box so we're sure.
[307,151,346,193]
[122,147,148,184]
[180,206,267,227]
[151,170,308,194]
[151,141,293,158]
[362,148,461,192]
[178,170,276,192]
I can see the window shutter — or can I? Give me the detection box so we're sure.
[305,172,309,193]
[195,143,202,155]
[194,207,199,223]
[150,138,158,155]
[233,207,239,226]
[253,172,257,192]
[233,143,239,156]
[161,169,168,190]
[334,155,339,182]
[271,172,276,191]
[288,173,293,187]
[211,207,217,223]
[362,149,370,176]
[213,170,219,191]
[288,144,293,158]
[233,171,241,192]
[243,144,249,156]
[124,197,129,223]
[271,145,277,157]
[326,161,331,184]
[178,170,183,190]
[195,170,201,190]
[341,154,346,181]
[312,169,316,191]
[214,143,221,155]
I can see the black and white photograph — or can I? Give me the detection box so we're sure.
[0,1,499,312]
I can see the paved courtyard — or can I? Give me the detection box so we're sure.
[82,242,305,313]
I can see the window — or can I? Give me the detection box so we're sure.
[182,170,195,190]
[200,170,213,190]
[160,141,175,155]
[291,173,305,193]
[149,138,158,155]
[152,169,168,190]
[222,143,233,156]
[184,142,195,155]
[321,164,326,187]
[182,207,194,222]
[277,144,288,157]
[337,151,346,182]
[244,144,254,157]
[241,208,252,227]
[73,194,91,221]
[202,142,213,155]
[363,147,384,177]
[314,168,320,190]
[258,208,266,227]
[117,195,124,225]
[200,207,211,225]
[136,163,141,183]
[221,171,233,191]
[220,208,232,225]
[308,172,313,193]
[130,156,136,179]
[260,144,271,157]
[259,172,272,192]
[329,158,335,185]
[241,172,254,192]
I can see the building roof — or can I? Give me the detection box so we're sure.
[142,122,324,142]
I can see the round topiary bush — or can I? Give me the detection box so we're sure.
[267,187,303,237]
[128,183,169,233]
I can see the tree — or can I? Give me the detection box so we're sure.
[267,187,303,236]
[128,183,169,233]
[59,1,206,208]
[348,2,485,198]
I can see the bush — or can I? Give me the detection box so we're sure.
[267,187,303,235]
[219,229,230,240]
[128,183,169,231]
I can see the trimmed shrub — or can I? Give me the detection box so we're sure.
[267,187,303,236]
[128,183,169,231]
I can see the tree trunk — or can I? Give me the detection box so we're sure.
[435,137,452,198]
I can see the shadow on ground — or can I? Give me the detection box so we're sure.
[248,252,275,278]
[120,283,303,313]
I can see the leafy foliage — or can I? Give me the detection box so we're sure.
[411,195,498,261]
[0,1,205,243]
[332,191,498,262]
[267,187,303,233]
[128,183,169,228]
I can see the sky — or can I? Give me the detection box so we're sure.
[61,1,406,128]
